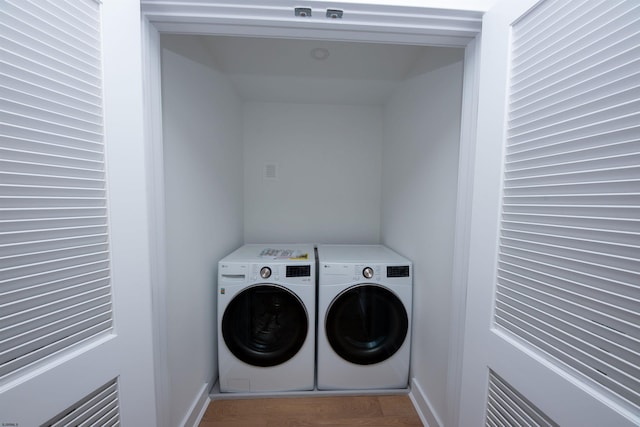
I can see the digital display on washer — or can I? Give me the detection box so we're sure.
[286,265,311,277]
[387,265,410,278]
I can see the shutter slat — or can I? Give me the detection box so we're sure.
[500,244,639,287]
[1,125,103,151]
[496,281,640,355]
[499,254,637,307]
[508,112,640,148]
[3,112,103,141]
[511,0,590,49]
[509,98,640,141]
[1,78,102,117]
[0,272,109,303]
[3,99,102,131]
[0,173,104,190]
[512,2,640,85]
[501,227,639,258]
[1,6,100,70]
[0,303,112,354]
[496,304,640,407]
[507,140,639,170]
[0,320,112,379]
[0,251,111,282]
[0,196,106,209]
[0,215,107,232]
[0,208,106,221]
[511,62,639,123]
[2,34,101,89]
[0,185,106,198]
[0,135,103,161]
[0,148,104,170]
[503,180,640,197]
[4,1,100,54]
[486,370,558,426]
[512,55,640,114]
[502,220,640,248]
[1,225,109,245]
[1,86,102,125]
[43,379,121,427]
[3,62,101,105]
[1,242,109,269]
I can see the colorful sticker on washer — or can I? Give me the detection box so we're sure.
[259,248,309,260]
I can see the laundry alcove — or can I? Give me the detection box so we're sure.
[143,5,482,425]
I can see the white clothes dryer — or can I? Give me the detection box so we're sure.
[217,244,315,392]
[316,244,412,390]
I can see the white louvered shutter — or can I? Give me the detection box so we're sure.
[495,0,640,412]
[461,0,639,425]
[0,0,113,382]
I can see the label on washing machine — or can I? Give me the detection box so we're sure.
[259,248,309,260]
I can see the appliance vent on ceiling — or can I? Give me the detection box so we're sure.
[486,371,558,427]
[42,378,120,427]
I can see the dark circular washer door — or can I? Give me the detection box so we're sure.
[222,284,308,367]
[326,284,408,365]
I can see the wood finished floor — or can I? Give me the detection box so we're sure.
[199,395,424,426]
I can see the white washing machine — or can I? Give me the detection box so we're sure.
[316,244,412,390]
[217,244,315,392]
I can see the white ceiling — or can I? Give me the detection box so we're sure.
[164,35,461,105]
[202,36,427,80]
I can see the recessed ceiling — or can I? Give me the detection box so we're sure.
[202,36,426,80]
[162,35,463,105]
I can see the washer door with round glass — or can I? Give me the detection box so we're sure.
[222,284,308,367]
[325,284,408,365]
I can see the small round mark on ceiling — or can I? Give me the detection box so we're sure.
[311,47,330,61]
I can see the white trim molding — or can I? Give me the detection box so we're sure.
[410,377,444,427]
[181,383,211,427]
[141,0,482,46]
[141,15,171,427]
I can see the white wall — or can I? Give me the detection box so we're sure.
[161,36,243,427]
[381,47,464,426]
[243,102,383,244]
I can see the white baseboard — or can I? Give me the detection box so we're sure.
[181,382,211,427]
[409,377,444,427]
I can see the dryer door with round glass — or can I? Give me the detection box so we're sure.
[325,284,408,365]
[222,284,308,367]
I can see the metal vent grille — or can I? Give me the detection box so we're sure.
[387,265,410,278]
[42,378,120,427]
[494,0,640,411]
[486,371,557,427]
[0,0,114,381]
[286,265,311,277]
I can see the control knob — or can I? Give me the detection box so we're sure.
[260,267,272,279]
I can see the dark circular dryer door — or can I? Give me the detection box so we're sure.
[326,284,408,365]
[222,284,308,367]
